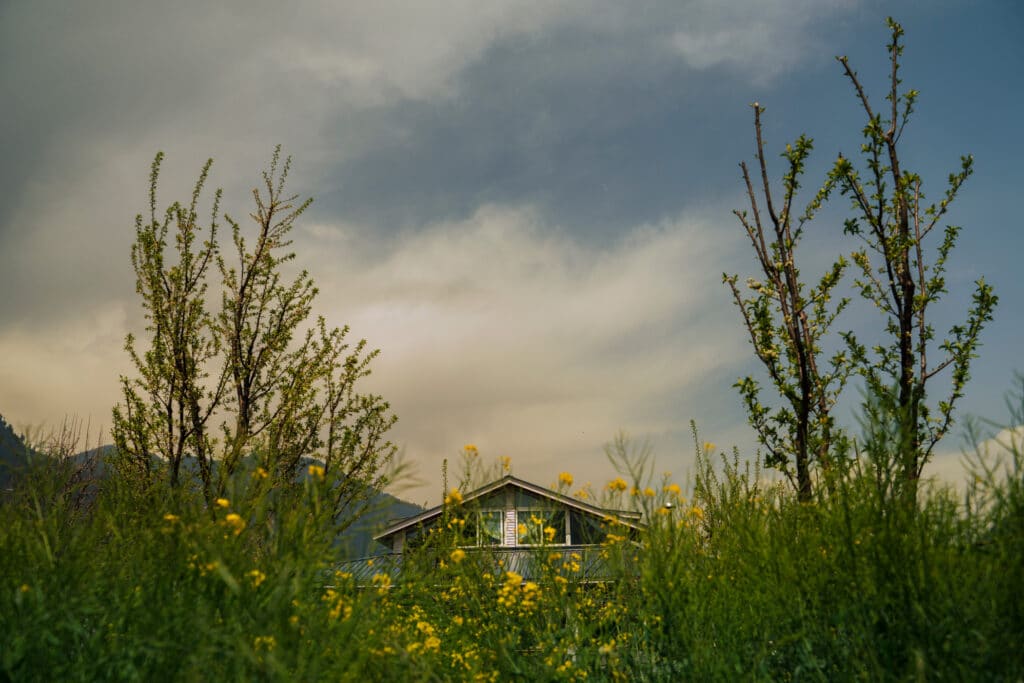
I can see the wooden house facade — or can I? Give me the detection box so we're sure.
[336,475,643,582]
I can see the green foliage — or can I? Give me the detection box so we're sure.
[725,105,853,500]
[728,17,997,498]
[112,148,397,519]
[4,401,1024,680]
[830,17,998,483]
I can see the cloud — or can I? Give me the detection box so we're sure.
[301,204,746,499]
[926,425,1024,493]
[0,0,868,503]
[666,0,855,80]
[0,303,130,433]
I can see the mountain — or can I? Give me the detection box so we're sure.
[337,489,423,558]
[0,424,423,556]
[0,414,31,491]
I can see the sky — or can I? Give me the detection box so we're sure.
[1,1,1021,505]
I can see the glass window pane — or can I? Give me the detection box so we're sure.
[480,510,503,545]
[517,509,566,545]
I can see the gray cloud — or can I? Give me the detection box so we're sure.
[9,0,1019,502]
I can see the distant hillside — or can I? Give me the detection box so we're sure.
[0,423,423,555]
[0,414,31,490]
[337,490,423,559]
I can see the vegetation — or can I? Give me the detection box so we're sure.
[111,148,397,519]
[2,407,1023,680]
[726,18,996,500]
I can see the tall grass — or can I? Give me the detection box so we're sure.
[2,401,1023,680]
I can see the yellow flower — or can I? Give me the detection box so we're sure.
[224,513,246,535]
[664,483,682,496]
[19,584,30,594]
[691,506,704,520]
[308,464,325,479]
[163,513,179,523]
[500,455,511,471]
[423,635,441,652]
[444,488,463,505]
[544,526,558,542]
[463,443,478,455]
[703,442,716,453]
[246,569,266,588]
[215,498,230,509]
[253,467,269,480]
[558,472,574,487]
[606,477,628,492]
[253,635,276,651]
[450,548,466,564]
[643,487,656,498]
[371,573,391,594]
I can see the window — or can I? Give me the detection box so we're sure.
[456,510,504,547]
[570,510,605,545]
[479,510,503,545]
[517,508,566,545]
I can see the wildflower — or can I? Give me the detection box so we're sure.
[544,526,557,542]
[444,488,463,505]
[643,487,656,498]
[450,548,466,564]
[423,635,441,652]
[500,455,511,471]
[215,498,230,509]
[253,635,276,651]
[664,483,682,497]
[224,513,246,535]
[690,506,704,520]
[606,477,628,492]
[308,464,325,479]
[464,444,478,455]
[163,513,179,523]
[19,584,30,594]
[253,467,269,480]
[703,442,716,453]
[246,569,266,588]
[371,573,391,594]
[558,471,574,487]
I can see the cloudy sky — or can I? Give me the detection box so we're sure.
[1,1,1021,504]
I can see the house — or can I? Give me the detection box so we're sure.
[335,474,644,583]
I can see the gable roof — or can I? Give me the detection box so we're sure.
[374,474,644,543]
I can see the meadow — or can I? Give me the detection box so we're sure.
[2,400,1023,682]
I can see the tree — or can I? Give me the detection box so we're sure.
[830,18,997,485]
[112,153,223,490]
[725,106,853,501]
[113,148,397,518]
